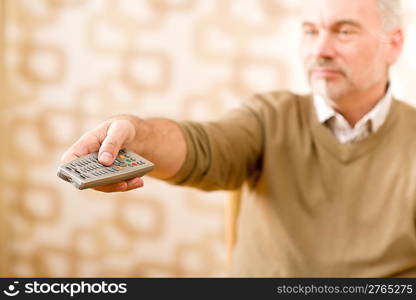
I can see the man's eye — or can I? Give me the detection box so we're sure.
[304,29,318,36]
[340,30,351,35]
[338,28,356,36]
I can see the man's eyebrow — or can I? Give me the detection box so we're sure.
[333,19,362,29]
[302,21,315,28]
[301,19,362,28]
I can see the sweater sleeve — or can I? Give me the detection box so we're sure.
[164,94,265,191]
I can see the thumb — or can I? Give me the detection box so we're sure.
[98,120,134,166]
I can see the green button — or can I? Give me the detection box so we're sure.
[126,159,131,163]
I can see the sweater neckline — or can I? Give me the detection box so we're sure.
[302,94,400,163]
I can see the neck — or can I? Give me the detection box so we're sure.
[329,80,388,127]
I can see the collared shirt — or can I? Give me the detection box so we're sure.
[313,85,393,144]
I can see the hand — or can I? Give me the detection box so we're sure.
[61,116,144,193]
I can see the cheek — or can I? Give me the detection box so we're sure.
[354,42,387,70]
[300,40,317,66]
[300,45,309,65]
[342,45,384,78]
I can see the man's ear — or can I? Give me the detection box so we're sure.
[387,28,404,65]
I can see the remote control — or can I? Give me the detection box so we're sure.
[57,149,154,190]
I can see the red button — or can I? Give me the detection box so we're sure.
[132,162,137,166]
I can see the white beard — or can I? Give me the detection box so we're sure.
[312,77,348,103]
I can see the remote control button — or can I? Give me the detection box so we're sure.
[65,166,72,171]
[113,161,126,167]
[118,154,126,159]
[130,158,136,161]
[132,162,137,166]
[116,166,124,170]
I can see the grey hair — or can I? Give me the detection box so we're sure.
[377,0,403,31]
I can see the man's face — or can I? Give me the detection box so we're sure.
[301,0,397,101]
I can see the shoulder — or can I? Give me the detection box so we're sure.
[243,91,312,140]
[395,99,416,114]
[390,99,416,148]
[394,99,416,126]
[245,90,310,116]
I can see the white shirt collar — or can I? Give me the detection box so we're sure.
[313,83,393,143]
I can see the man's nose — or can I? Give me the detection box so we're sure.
[313,32,336,59]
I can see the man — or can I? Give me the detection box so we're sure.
[62,0,414,276]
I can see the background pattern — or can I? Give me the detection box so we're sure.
[1,0,416,277]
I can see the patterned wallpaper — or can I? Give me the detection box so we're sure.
[1,0,416,277]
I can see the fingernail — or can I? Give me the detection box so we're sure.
[100,152,113,164]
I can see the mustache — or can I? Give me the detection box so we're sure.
[307,59,349,76]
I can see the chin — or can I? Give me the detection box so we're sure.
[311,79,349,101]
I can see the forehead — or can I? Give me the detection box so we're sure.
[301,0,382,27]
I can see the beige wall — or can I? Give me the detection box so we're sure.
[1,0,416,277]
[0,0,9,277]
